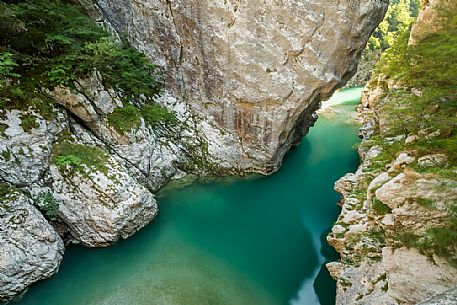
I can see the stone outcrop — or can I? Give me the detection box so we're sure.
[327,146,457,304]
[328,1,457,303]
[0,108,67,186]
[0,190,64,301]
[0,0,390,301]
[50,71,182,190]
[409,0,457,45]
[417,286,457,305]
[95,0,388,173]
[50,125,158,247]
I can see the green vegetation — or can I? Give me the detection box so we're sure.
[347,0,419,86]
[33,191,59,220]
[20,113,39,132]
[142,104,178,127]
[367,0,419,51]
[0,122,7,135]
[372,198,392,215]
[416,197,434,208]
[107,104,141,133]
[395,219,457,267]
[52,141,108,174]
[0,0,167,123]
[362,4,457,267]
[364,5,457,168]
[0,182,19,206]
[0,52,20,85]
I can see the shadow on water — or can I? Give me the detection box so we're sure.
[9,88,362,305]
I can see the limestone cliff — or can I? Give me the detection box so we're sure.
[327,1,457,303]
[95,0,388,173]
[0,0,388,301]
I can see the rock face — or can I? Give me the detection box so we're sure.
[95,0,388,173]
[0,0,390,300]
[417,286,457,305]
[50,71,182,190]
[50,125,158,247]
[327,97,457,304]
[0,109,67,186]
[409,0,457,45]
[328,2,457,303]
[0,190,64,301]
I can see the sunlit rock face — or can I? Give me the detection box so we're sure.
[409,0,457,45]
[95,0,388,173]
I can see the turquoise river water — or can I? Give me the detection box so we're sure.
[11,87,363,305]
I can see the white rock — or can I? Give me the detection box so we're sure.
[50,130,158,247]
[405,134,419,144]
[426,130,441,140]
[333,225,347,235]
[367,172,390,201]
[96,0,388,172]
[0,109,67,186]
[0,191,64,301]
[381,214,395,226]
[418,154,448,167]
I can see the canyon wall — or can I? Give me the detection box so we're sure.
[95,0,388,173]
[327,0,457,303]
[0,0,388,300]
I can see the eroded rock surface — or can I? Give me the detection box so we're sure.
[0,190,64,301]
[0,109,67,186]
[0,0,390,300]
[95,0,388,173]
[417,286,457,305]
[50,125,158,247]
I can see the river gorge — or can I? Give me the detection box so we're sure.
[9,89,362,305]
[2,0,456,303]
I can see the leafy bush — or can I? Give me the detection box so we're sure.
[20,114,39,132]
[0,0,163,114]
[107,104,141,133]
[142,104,178,127]
[367,0,419,51]
[34,191,59,220]
[0,52,20,85]
[52,141,108,173]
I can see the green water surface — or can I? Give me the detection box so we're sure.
[10,88,362,305]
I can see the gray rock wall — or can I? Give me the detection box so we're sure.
[0,0,389,300]
[95,0,388,173]
[0,192,64,301]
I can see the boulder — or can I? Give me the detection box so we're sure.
[0,190,64,301]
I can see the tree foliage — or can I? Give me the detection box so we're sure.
[367,0,420,51]
[0,0,163,111]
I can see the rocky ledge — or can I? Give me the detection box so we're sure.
[0,0,388,301]
[327,1,457,303]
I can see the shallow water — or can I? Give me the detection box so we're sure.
[11,87,362,305]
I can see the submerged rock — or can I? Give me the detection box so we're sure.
[0,190,64,302]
